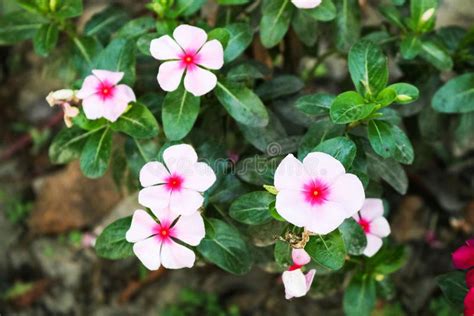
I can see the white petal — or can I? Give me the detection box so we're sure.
[305,269,316,291]
[157,61,185,92]
[305,200,347,235]
[282,269,308,299]
[138,186,171,210]
[126,209,157,243]
[160,240,196,269]
[292,248,311,266]
[359,198,384,221]
[163,144,198,174]
[291,0,322,9]
[302,152,346,185]
[150,35,183,60]
[140,161,170,187]
[182,162,217,192]
[133,237,162,270]
[274,154,311,191]
[363,234,383,257]
[369,217,391,238]
[82,94,104,120]
[92,70,124,85]
[328,173,365,218]
[172,212,205,246]
[152,207,178,226]
[101,96,128,122]
[76,75,101,99]
[173,24,207,53]
[196,40,224,69]
[183,66,217,96]
[275,190,313,228]
[169,189,204,216]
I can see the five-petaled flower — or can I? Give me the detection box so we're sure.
[282,248,316,299]
[353,198,391,257]
[126,209,205,270]
[138,144,216,216]
[291,0,322,9]
[452,239,474,270]
[76,69,136,122]
[274,152,365,235]
[150,24,224,96]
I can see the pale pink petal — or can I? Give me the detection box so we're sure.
[182,162,217,192]
[126,209,157,242]
[196,40,224,70]
[291,0,322,9]
[172,212,205,246]
[363,234,383,257]
[173,24,207,53]
[101,97,128,122]
[163,144,198,174]
[275,189,313,228]
[274,154,312,191]
[82,94,104,120]
[183,66,217,96]
[369,217,391,238]
[305,269,316,290]
[138,186,171,211]
[157,61,185,92]
[160,240,196,269]
[76,75,101,99]
[302,152,346,185]
[282,269,308,299]
[92,69,124,85]
[292,248,311,266]
[152,207,177,226]
[359,198,384,221]
[140,162,170,187]
[169,189,204,216]
[327,173,365,218]
[150,35,183,60]
[133,237,162,270]
[305,200,347,235]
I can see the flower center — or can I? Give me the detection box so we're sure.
[97,81,115,100]
[165,174,184,192]
[154,223,173,242]
[358,218,371,233]
[302,180,329,206]
[288,263,303,271]
[182,53,195,65]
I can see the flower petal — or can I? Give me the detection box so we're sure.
[182,162,217,192]
[327,173,365,217]
[305,200,347,235]
[282,269,308,299]
[452,243,474,270]
[172,212,205,246]
[302,152,345,185]
[196,40,224,70]
[163,144,198,174]
[291,0,322,9]
[183,66,217,96]
[465,288,474,316]
[359,198,384,221]
[467,269,474,289]
[305,269,316,291]
[138,186,171,211]
[160,240,196,269]
[274,154,311,191]
[126,209,157,242]
[133,237,162,270]
[363,234,383,257]
[150,35,183,60]
[292,248,311,266]
[369,217,391,238]
[275,190,313,228]
[82,94,105,120]
[76,75,101,99]
[140,161,170,187]
[92,69,124,85]
[169,189,204,216]
[173,24,207,53]
[157,61,185,92]
[101,97,128,122]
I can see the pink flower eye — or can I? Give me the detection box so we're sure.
[165,174,184,191]
[358,218,371,233]
[303,180,329,206]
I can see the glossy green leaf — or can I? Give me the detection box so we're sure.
[33,23,59,57]
[400,34,422,59]
[376,87,397,107]
[229,191,275,225]
[366,151,408,194]
[334,0,361,52]
[343,273,376,316]
[437,271,468,308]
[84,6,129,41]
[93,38,136,85]
[54,0,83,18]
[95,216,133,259]
[305,230,346,270]
[368,120,395,158]
[296,93,334,115]
[387,83,419,104]
[419,40,453,71]
[224,23,253,62]
[274,240,292,269]
[298,118,345,159]
[409,0,437,33]
[314,136,357,169]
[292,10,318,46]
[256,75,304,101]
[306,0,336,21]
[208,27,230,49]
[330,91,377,124]
[116,16,155,39]
[259,0,293,48]
[111,102,160,139]
[338,218,367,256]
[432,73,474,113]
[49,126,92,164]
[367,245,408,275]
[0,11,46,45]
[80,127,113,178]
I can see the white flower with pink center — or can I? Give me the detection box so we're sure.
[126,209,205,270]
[282,248,316,299]
[274,152,365,235]
[150,24,224,96]
[138,144,216,216]
[76,69,136,122]
[291,0,322,9]
[353,198,391,257]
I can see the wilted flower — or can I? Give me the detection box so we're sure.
[274,153,365,235]
[150,24,224,96]
[452,239,474,270]
[353,198,391,257]
[291,0,322,9]
[46,89,79,127]
[282,248,315,299]
[76,69,136,122]
[126,209,205,270]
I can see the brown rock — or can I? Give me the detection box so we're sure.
[28,161,121,234]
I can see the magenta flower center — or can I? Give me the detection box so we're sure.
[97,81,115,100]
[153,223,174,242]
[179,51,199,70]
[165,174,184,192]
[302,180,329,206]
[358,218,371,233]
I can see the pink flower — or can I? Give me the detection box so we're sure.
[465,288,474,316]
[274,153,365,235]
[467,269,474,289]
[126,209,205,270]
[150,24,224,96]
[453,239,474,270]
[282,249,315,299]
[138,144,216,216]
[76,69,136,122]
[291,0,322,9]
[353,198,391,257]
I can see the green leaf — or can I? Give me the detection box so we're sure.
[229,191,275,225]
[274,240,292,269]
[226,62,268,81]
[80,127,113,178]
[390,125,415,164]
[125,138,160,176]
[306,0,336,21]
[330,91,377,124]
[368,120,396,158]
[0,11,46,45]
[224,23,253,63]
[400,34,422,60]
[419,40,453,71]
[343,273,376,316]
[218,0,250,4]
[437,271,468,308]
[136,32,158,56]
[338,218,367,256]
[379,5,405,29]
[263,184,278,195]
[93,38,136,85]
[116,16,155,39]
[197,218,253,275]
[296,93,334,115]
[376,87,397,107]
[348,39,388,97]
[111,102,160,139]
[259,0,293,48]
[298,118,345,159]
[334,0,361,52]
[367,245,408,275]
[215,80,269,127]
[409,0,437,33]
[387,83,419,104]
[256,75,304,101]
[314,136,357,169]
[33,23,59,57]
[162,86,200,141]
[167,0,206,17]
[292,10,318,46]
[49,126,91,164]
[84,6,129,41]
[432,73,474,113]
[366,150,408,194]
[304,231,346,270]
[95,216,133,259]
[208,27,230,49]
[72,110,108,131]
[72,36,102,68]
[54,0,83,18]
